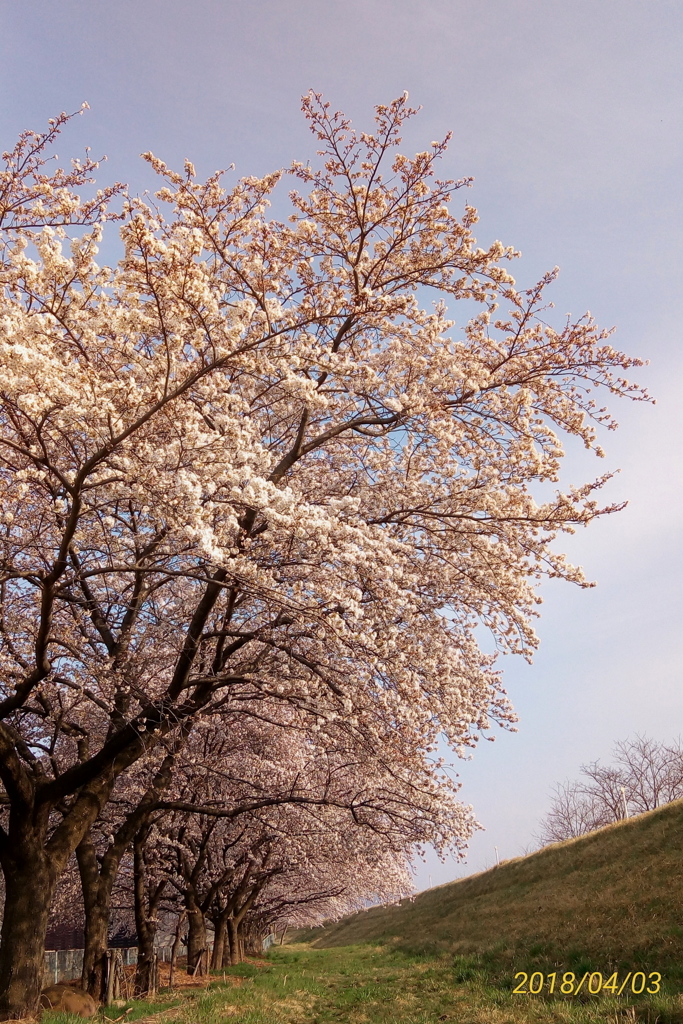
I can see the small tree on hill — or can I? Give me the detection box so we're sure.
[537,735,683,844]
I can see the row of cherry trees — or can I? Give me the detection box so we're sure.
[0,93,646,1017]
[48,713,429,997]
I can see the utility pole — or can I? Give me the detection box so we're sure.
[494,846,500,866]
[621,786,629,820]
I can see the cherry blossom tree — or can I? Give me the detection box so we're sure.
[139,711,464,977]
[76,688,467,997]
[232,818,414,960]
[0,92,648,1017]
[142,785,414,972]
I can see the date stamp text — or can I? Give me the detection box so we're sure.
[512,971,662,996]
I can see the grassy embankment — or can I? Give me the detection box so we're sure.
[304,797,683,982]
[42,800,683,1023]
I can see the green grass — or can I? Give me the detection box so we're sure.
[42,944,683,1024]
[41,801,683,1023]
[300,799,683,988]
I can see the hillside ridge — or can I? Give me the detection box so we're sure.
[302,798,683,973]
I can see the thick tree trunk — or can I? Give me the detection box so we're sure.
[0,762,118,1018]
[78,752,181,998]
[185,892,207,974]
[134,897,156,994]
[210,911,227,970]
[77,835,113,1002]
[227,917,240,966]
[80,900,110,1002]
[135,930,157,997]
[0,835,58,1019]
[133,829,165,996]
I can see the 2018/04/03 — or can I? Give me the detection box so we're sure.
[512,972,662,996]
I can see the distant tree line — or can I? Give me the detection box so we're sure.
[536,735,683,845]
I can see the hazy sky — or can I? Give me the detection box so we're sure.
[1,0,681,887]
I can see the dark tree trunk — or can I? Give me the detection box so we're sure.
[0,763,118,1019]
[133,829,165,996]
[0,828,58,1019]
[78,750,181,998]
[227,916,240,966]
[77,834,113,1002]
[210,909,228,970]
[185,890,207,974]
[224,882,263,967]
[135,935,157,998]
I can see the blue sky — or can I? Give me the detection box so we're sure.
[2,0,682,887]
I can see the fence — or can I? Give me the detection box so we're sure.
[43,945,186,985]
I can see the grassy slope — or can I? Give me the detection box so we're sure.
[41,804,683,1024]
[304,799,683,977]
